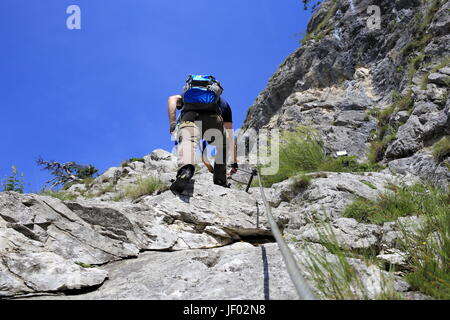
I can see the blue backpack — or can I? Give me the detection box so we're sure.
[182,75,223,113]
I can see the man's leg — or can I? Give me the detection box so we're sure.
[200,114,228,187]
[172,112,200,192]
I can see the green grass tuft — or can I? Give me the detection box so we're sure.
[343,183,449,225]
[401,208,450,299]
[303,223,400,300]
[432,136,450,162]
[319,156,385,173]
[367,91,413,164]
[121,158,145,168]
[40,190,78,201]
[420,57,450,90]
[292,174,313,190]
[124,176,167,200]
[75,261,94,268]
[258,126,384,187]
[258,126,325,187]
[361,181,377,190]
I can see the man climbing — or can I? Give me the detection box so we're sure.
[168,75,238,193]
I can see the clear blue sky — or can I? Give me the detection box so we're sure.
[0,0,311,193]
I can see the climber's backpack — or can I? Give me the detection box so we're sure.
[182,75,223,113]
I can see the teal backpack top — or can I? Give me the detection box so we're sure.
[182,75,223,113]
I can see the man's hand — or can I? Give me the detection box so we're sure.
[228,163,238,176]
[170,122,177,135]
[168,95,182,134]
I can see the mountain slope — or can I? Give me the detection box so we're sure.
[243,0,449,186]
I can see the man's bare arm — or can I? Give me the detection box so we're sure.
[168,95,182,133]
[224,122,237,165]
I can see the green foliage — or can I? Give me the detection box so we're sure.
[259,126,325,187]
[401,0,442,84]
[367,91,413,164]
[292,174,313,190]
[2,166,25,193]
[392,90,414,112]
[303,223,400,300]
[75,261,94,268]
[420,0,442,32]
[407,53,427,84]
[420,57,450,90]
[124,176,167,200]
[340,181,449,298]
[303,226,368,299]
[401,35,432,58]
[37,157,99,189]
[76,165,98,180]
[301,0,337,45]
[375,290,405,300]
[361,181,377,190]
[343,183,449,225]
[368,134,396,164]
[40,190,78,201]
[401,208,450,299]
[259,126,385,187]
[121,158,145,168]
[320,156,385,173]
[432,136,450,162]
[91,183,115,198]
[82,177,95,188]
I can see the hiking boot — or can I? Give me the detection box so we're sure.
[170,165,195,193]
[213,178,231,189]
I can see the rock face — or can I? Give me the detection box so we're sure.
[0,169,279,298]
[31,243,297,300]
[0,152,425,300]
[242,0,449,185]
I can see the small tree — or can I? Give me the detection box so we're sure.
[2,165,25,193]
[36,157,98,189]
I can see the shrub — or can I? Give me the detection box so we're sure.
[124,176,167,200]
[292,174,312,190]
[2,166,25,193]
